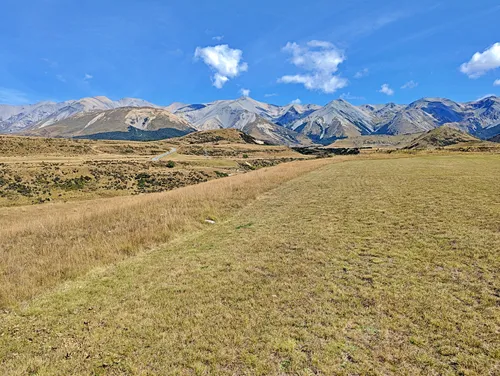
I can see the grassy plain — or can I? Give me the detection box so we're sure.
[0,157,330,307]
[0,134,304,206]
[1,154,499,375]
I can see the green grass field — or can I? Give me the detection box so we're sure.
[1,154,499,375]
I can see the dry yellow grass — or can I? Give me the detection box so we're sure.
[0,154,498,375]
[0,158,332,308]
[0,134,309,207]
[0,134,175,157]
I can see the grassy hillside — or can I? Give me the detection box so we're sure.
[1,154,499,375]
[402,127,500,153]
[404,126,479,149]
[488,134,500,143]
[0,134,177,157]
[172,128,258,144]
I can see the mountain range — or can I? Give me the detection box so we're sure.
[1,95,499,145]
[26,107,195,141]
[0,96,157,134]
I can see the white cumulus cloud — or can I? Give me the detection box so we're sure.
[494,79,500,86]
[354,68,369,79]
[194,44,248,89]
[379,84,394,96]
[401,80,418,89]
[290,98,302,104]
[213,74,229,88]
[278,40,348,94]
[240,88,250,97]
[460,42,500,78]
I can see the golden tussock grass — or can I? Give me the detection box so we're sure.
[0,158,332,308]
[0,154,498,375]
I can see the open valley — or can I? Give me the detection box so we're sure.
[1,4,500,372]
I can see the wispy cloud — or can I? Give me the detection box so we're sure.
[460,42,500,78]
[240,88,250,97]
[340,92,365,101]
[384,5,499,52]
[401,80,418,89]
[354,68,369,79]
[264,93,278,98]
[379,84,394,96]
[366,4,499,57]
[331,9,414,41]
[56,74,67,83]
[355,11,407,36]
[0,87,30,105]
[278,40,348,94]
[212,35,224,41]
[41,58,58,69]
[194,44,248,88]
[167,48,184,57]
[84,73,93,80]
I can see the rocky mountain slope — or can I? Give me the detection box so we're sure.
[169,96,500,144]
[359,103,406,125]
[286,99,374,143]
[173,97,320,131]
[241,116,313,146]
[377,97,500,137]
[0,96,157,133]
[25,107,194,141]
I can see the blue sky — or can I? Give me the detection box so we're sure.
[1,0,499,106]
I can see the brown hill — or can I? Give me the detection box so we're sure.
[175,121,312,147]
[174,129,259,144]
[489,134,500,143]
[404,126,479,150]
